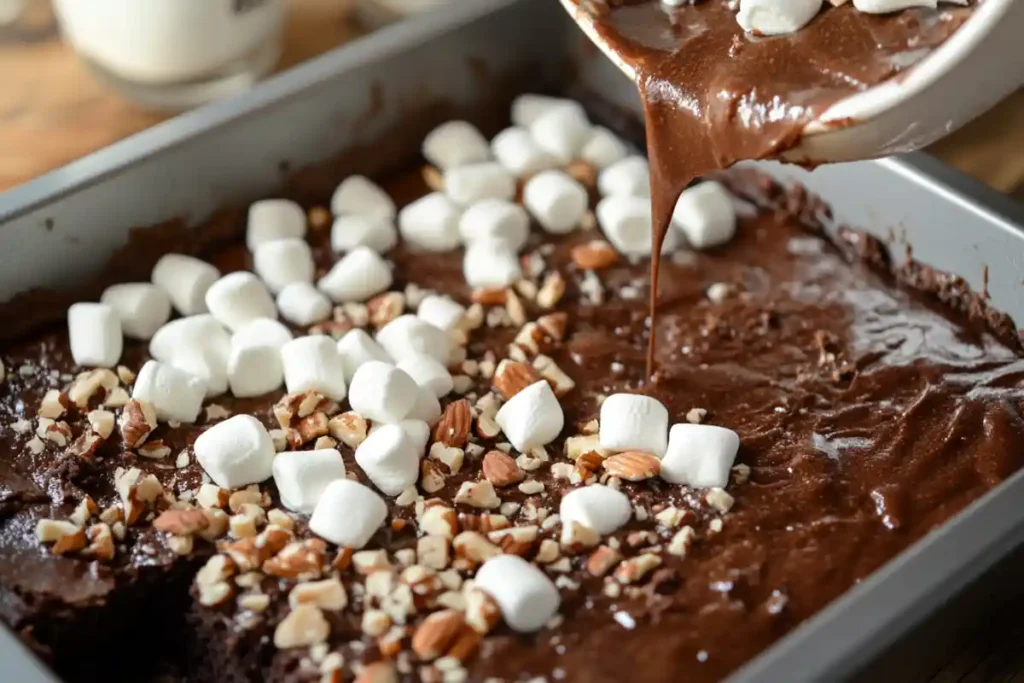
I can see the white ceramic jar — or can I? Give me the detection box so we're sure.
[54,0,285,108]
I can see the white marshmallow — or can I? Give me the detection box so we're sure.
[510,94,584,128]
[398,193,462,252]
[100,283,171,340]
[132,359,206,423]
[354,423,420,495]
[331,214,398,254]
[331,175,396,222]
[247,199,306,251]
[491,127,559,177]
[559,484,632,536]
[272,449,347,514]
[523,171,588,234]
[375,315,450,365]
[529,105,592,164]
[336,328,392,383]
[253,238,315,294]
[348,361,418,424]
[149,314,231,370]
[422,121,491,171]
[672,181,737,250]
[597,156,650,198]
[280,335,347,401]
[445,162,516,207]
[151,254,220,316]
[660,424,740,488]
[169,345,228,399]
[737,0,822,35]
[397,354,453,399]
[399,419,430,451]
[463,239,523,290]
[228,341,284,398]
[417,295,465,333]
[580,127,630,170]
[407,386,442,426]
[495,380,563,452]
[205,272,277,332]
[194,414,275,489]
[596,195,679,258]
[475,555,560,633]
[67,303,122,368]
[231,318,293,351]
[599,393,669,457]
[277,282,332,326]
[317,246,393,303]
[854,0,952,12]
[310,479,387,548]
[458,199,530,252]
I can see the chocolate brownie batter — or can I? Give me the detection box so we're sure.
[573,0,975,374]
[2,157,1023,683]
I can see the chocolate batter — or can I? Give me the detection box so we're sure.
[576,0,975,375]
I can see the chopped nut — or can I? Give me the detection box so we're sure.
[434,400,472,448]
[534,539,561,564]
[205,403,231,421]
[481,450,525,487]
[290,578,348,611]
[197,483,230,509]
[368,291,405,329]
[420,505,458,539]
[560,522,600,553]
[137,440,172,459]
[153,508,209,535]
[532,355,575,397]
[362,609,392,637]
[83,523,115,561]
[196,554,236,586]
[267,509,294,529]
[356,661,397,683]
[614,553,662,584]
[452,531,501,567]
[421,460,446,494]
[119,398,157,448]
[453,480,500,509]
[116,365,136,385]
[668,526,696,557]
[586,545,624,578]
[535,312,568,342]
[565,434,604,460]
[418,536,451,570]
[85,409,115,440]
[686,407,707,424]
[240,593,271,612]
[571,239,619,270]
[69,496,98,527]
[167,534,194,555]
[706,488,735,514]
[536,271,566,309]
[518,480,544,496]
[457,513,509,533]
[602,452,661,482]
[314,435,338,450]
[198,581,233,607]
[199,509,230,541]
[38,390,67,419]
[103,387,130,408]
[429,442,465,474]
[492,360,541,401]
[655,506,685,529]
[263,539,327,580]
[352,548,391,575]
[49,525,87,555]
[732,463,751,485]
[275,604,330,649]
[228,487,265,513]
[68,368,118,409]
[412,610,466,661]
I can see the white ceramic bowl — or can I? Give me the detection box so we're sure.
[561,0,1024,163]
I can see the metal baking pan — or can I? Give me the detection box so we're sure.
[2,0,1023,680]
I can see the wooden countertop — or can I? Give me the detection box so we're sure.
[1,2,1023,681]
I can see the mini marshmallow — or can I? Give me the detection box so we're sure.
[599,393,669,457]
[510,94,584,128]
[280,335,347,401]
[331,215,398,254]
[422,121,491,171]
[354,423,420,495]
[458,199,530,252]
[597,156,650,198]
[228,341,284,398]
[529,105,592,164]
[67,303,122,368]
[580,127,630,170]
[672,181,737,250]
[247,199,306,251]
[317,246,393,303]
[277,282,332,326]
[231,318,293,351]
[737,0,822,35]
[660,423,740,487]
[853,0,956,13]
[149,315,231,366]
[151,254,220,316]
[475,555,561,633]
[132,360,207,423]
[523,171,588,234]
[335,328,391,383]
[445,163,516,207]
[399,419,430,451]
[417,295,465,333]
[398,193,462,252]
[310,479,387,548]
[596,195,679,257]
[205,272,277,332]
[348,361,418,424]
[491,127,559,177]
[194,414,275,489]
[463,239,523,289]
[495,380,563,452]
[559,484,632,535]
[331,175,396,222]
[272,449,347,514]
[170,345,228,399]
[397,354,453,399]
[407,386,442,425]
[253,238,315,294]
[375,315,451,365]
[100,283,171,340]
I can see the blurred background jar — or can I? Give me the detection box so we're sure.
[51,0,285,110]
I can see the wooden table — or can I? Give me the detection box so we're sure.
[1,2,1024,681]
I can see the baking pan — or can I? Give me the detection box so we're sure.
[2,0,1023,680]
